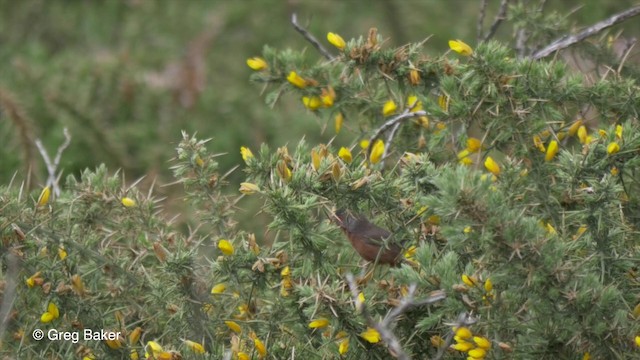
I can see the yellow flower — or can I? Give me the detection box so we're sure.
[451,341,474,352]
[409,69,420,85]
[40,302,60,323]
[598,129,607,137]
[406,95,423,112]
[533,135,546,152]
[121,197,137,208]
[359,139,370,149]
[218,240,234,256]
[321,87,336,107]
[616,124,623,139]
[577,125,588,144]
[211,283,226,294]
[635,335,640,347]
[308,318,330,329]
[357,292,365,304]
[129,327,142,345]
[281,266,290,277]
[254,338,267,357]
[545,222,557,234]
[58,246,67,260]
[484,278,493,292]
[146,341,163,355]
[335,113,344,134]
[287,71,307,88]
[130,350,139,360]
[438,94,449,112]
[461,275,476,287]
[404,245,417,259]
[473,336,492,350]
[26,271,42,288]
[468,348,486,358]
[448,39,473,56]
[183,340,205,354]
[466,138,481,153]
[239,182,260,195]
[370,140,385,164]
[37,186,51,207]
[568,119,582,136]
[455,327,472,340]
[240,146,254,163]
[545,140,559,162]
[246,57,267,71]
[105,337,123,349]
[382,100,397,116]
[459,157,473,166]
[607,142,620,155]
[360,327,381,343]
[225,320,242,334]
[463,226,472,233]
[338,147,352,163]
[484,156,500,176]
[238,352,250,360]
[302,96,322,110]
[338,338,349,354]
[327,32,346,50]
[583,352,591,360]
[276,160,293,182]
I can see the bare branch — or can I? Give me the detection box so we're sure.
[346,273,446,360]
[291,13,334,60]
[368,110,427,161]
[477,0,489,42]
[532,5,640,59]
[35,128,71,196]
[482,0,510,43]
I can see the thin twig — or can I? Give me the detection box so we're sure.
[477,0,489,42]
[368,110,427,160]
[345,273,446,360]
[34,128,71,196]
[482,0,510,43]
[531,5,640,59]
[291,13,334,60]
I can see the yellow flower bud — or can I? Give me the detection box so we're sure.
[338,147,352,163]
[473,336,492,349]
[468,348,486,358]
[121,197,137,208]
[370,140,385,164]
[616,124,623,139]
[334,112,344,134]
[327,32,346,50]
[577,125,588,144]
[254,338,267,357]
[455,327,472,339]
[246,57,267,71]
[360,327,381,343]
[218,240,234,256]
[302,96,322,110]
[211,283,226,294]
[225,320,242,333]
[545,140,559,162]
[240,146,254,163]
[382,100,397,116]
[239,182,260,195]
[466,138,482,153]
[338,338,349,354]
[37,186,51,207]
[448,39,473,56]
[484,278,493,292]
[484,156,500,176]
[568,119,582,136]
[287,71,307,88]
[129,327,142,345]
[183,340,205,354]
[607,142,620,155]
[308,318,330,329]
[409,69,420,85]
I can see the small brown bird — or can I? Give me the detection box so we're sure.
[332,209,403,266]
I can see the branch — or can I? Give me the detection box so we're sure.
[531,5,640,59]
[291,13,334,60]
[346,273,446,360]
[482,0,510,43]
[477,0,488,42]
[368,110,427,161]
[34,127,71,197]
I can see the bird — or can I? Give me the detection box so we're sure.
[331,208,404,266]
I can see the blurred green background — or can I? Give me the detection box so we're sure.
[1,0,638,200]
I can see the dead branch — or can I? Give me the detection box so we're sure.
[291,13,334,60]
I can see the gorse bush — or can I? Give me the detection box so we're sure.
[2,5,640,360]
